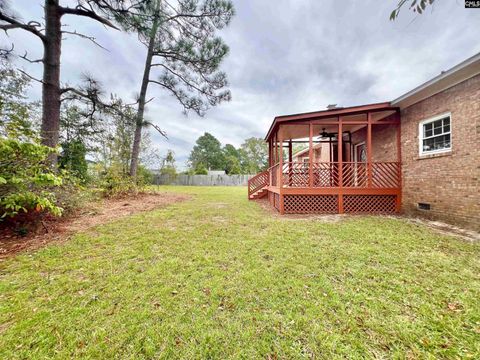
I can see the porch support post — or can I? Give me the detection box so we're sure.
[268,138,272,185]
[271,138,274,166]
[272,138,275,164]
[274,132,278,164]
[338,117,344,213]
[288,140,293,163]
[367,112,373,188]
[396,112,402,212]
[278,129,284,214]
[288,140,293,187]
[268,138,272,167]
[308,122,314,187]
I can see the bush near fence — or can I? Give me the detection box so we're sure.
[153,174,255,186]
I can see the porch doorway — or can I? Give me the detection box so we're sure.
[353,142,368,187]
[354,142,367,163]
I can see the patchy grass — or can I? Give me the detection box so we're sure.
[0,192,189,258]
[0,186,479,359]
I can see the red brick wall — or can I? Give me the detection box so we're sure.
[400,74,480,231]
[351,125,398,162]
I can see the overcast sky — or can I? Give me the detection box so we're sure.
[2,0,480,169]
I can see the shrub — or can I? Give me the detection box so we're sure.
[52,171,94,216]
[194,163,208,175]
[59,139,89,184]
[136,165,154,186]
[100,166,138,198]
[0,138,63,220]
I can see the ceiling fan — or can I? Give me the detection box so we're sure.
[319,128,336,139]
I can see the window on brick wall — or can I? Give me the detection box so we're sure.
[419,113,451,156]
[303,157,309,170]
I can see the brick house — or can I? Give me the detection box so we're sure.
[248,53,480,231]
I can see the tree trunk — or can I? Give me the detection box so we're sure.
[41,0,62,166]
[129,21,158,177]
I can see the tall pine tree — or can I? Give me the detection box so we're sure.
[0,0,149,165]
[117,0,234,177]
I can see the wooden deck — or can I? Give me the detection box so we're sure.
[249,161,401,214]
[249,103,402,215]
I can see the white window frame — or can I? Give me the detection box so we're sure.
[302,157,309,170]
[418,112,452,156]
[354,141,366,163]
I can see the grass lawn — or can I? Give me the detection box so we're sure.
[1,186,479,359]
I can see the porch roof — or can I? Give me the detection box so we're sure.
[265,102,397,141]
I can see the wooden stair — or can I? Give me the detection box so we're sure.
[249,188,268,200]
[248,170,269,200]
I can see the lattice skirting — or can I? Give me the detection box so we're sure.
[343,195,396,214]
[267,193,398,214]
[284,195,338,214]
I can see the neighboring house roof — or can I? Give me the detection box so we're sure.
[392,51,480,109]
[292,143,322,158]
[207,170,226,176]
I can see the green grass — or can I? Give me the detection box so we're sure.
[1,187,479,359]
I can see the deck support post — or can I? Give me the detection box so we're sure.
[308,122,314,187]
[367,112,372,188]
[338,117,343,213]
[396,112,402,212]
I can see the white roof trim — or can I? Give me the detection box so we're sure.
[391,52,480,109]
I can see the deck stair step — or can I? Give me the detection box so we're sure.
[247,169,269,200]
[249,188,268,200]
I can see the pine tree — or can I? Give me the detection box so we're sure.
[117,0,235,176]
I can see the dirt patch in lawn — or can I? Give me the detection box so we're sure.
[405,217,480,243]
[0,192,190,259]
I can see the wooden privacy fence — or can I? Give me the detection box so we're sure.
[153,174,255,186]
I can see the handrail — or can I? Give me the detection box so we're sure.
[249,161,400,198]
[247,169,269,198]
[280,161,400,189]
[269,163,280,187]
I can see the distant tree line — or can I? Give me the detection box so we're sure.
[187,132,267,175]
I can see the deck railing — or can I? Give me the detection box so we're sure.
[269,163,279,187]
[247,170,269,198]
[271,161,400,189]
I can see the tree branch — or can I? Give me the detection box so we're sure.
[148,79,200,114]
[0,13,46,41]
[144,121,168,139]
[152,63,211,97]
[19,50,43,64]
[0,42,14,59]
[59,6,119,30]
[17,69,45,85]
[61,30,108,50]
